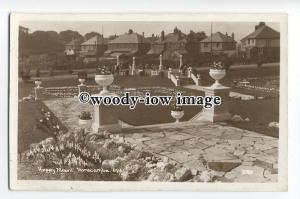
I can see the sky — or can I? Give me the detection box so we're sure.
[20,21,280,42]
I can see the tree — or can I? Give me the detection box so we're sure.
[58,30,84,44]
[187,31,207,42]
[84,32,101,40]
[108,35,117,40]
[19,30,64,55]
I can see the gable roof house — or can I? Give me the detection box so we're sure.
[147,27,193,66]
[240,22,280,61]
[80,35,108,56]
[80,35,108,63]
[104,29,150,59]
[199,31,236,56]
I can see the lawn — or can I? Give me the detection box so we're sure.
[228,99,279,138]
[17,67,279,152]
[198,67,279,87]
[18,100,67,152]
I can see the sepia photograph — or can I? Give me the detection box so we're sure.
[9,13,288,191]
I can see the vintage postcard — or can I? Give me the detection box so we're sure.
[9,13,288,191]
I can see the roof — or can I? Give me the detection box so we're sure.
[156,32,186,43]
[80,51,97,56]
[200,32,236,43]
[104,49,138,56]
[174,49,188,56]
[241,25,280,41]
[81,35,108,45]
[147,48,164,55]
[109,33,145,44]
[110,52,124,57]
[143,36,157,43]
[65,40,81,46]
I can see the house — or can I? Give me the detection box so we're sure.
[147,27,190,64]
[199,32,236,56]
[103,29,150,63]
[64,39,81,56]
[240,22,280,62]
[80,35,108,63]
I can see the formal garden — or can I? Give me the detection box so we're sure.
[17,63,279,182]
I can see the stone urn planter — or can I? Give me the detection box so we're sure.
[35,80,42,88]
[95,74,114,95]
[171,105,184,123]
[171,110,184,123]
[78,111,92,129]
[78,78,86,86]
[209,69,226,88]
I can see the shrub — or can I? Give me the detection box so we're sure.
[210,61,225,70]
[48,68,54,76]
[78,71,87,79]
[79,111,92,120]
[159,71,164,77]
[96,66,112,75]
[172,103,183,111]
[20,70,31,82]
[35,68,41,77]
[20,73,31,82]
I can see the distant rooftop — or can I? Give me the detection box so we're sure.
[109,31,146,44]
[200,32,236,43]
[65,39,81,46]
[81,35,108,45]
[241,25,280,41]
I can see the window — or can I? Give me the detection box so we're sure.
[204,42,209,47]
[216,43,220,48]
[248,39,250,44]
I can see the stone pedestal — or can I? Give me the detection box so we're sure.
[116,55,120,66]
[193,86,231,122]
[175,77,181,87]
[34,87,44,100]
[78,84,87,94]
[195,77,201,86]
[159,54,163,70]
[168,68,172,79]
[131,56,136,75]
[91,93,121,133]
[187,67,192,78]
[179,54,183,68]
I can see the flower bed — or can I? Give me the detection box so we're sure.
[233,76,279,98]
[20,106,216,182]
[42,86,195,99]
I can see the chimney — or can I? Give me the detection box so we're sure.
[152,33,154,38]
[259,22,266,27]
[226,32,228,36]
[161,31,165,41]
[231,32,234,40]
[142,32,145,38]
[255,22,266,31]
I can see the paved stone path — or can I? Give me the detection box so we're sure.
[44,98,278,182]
